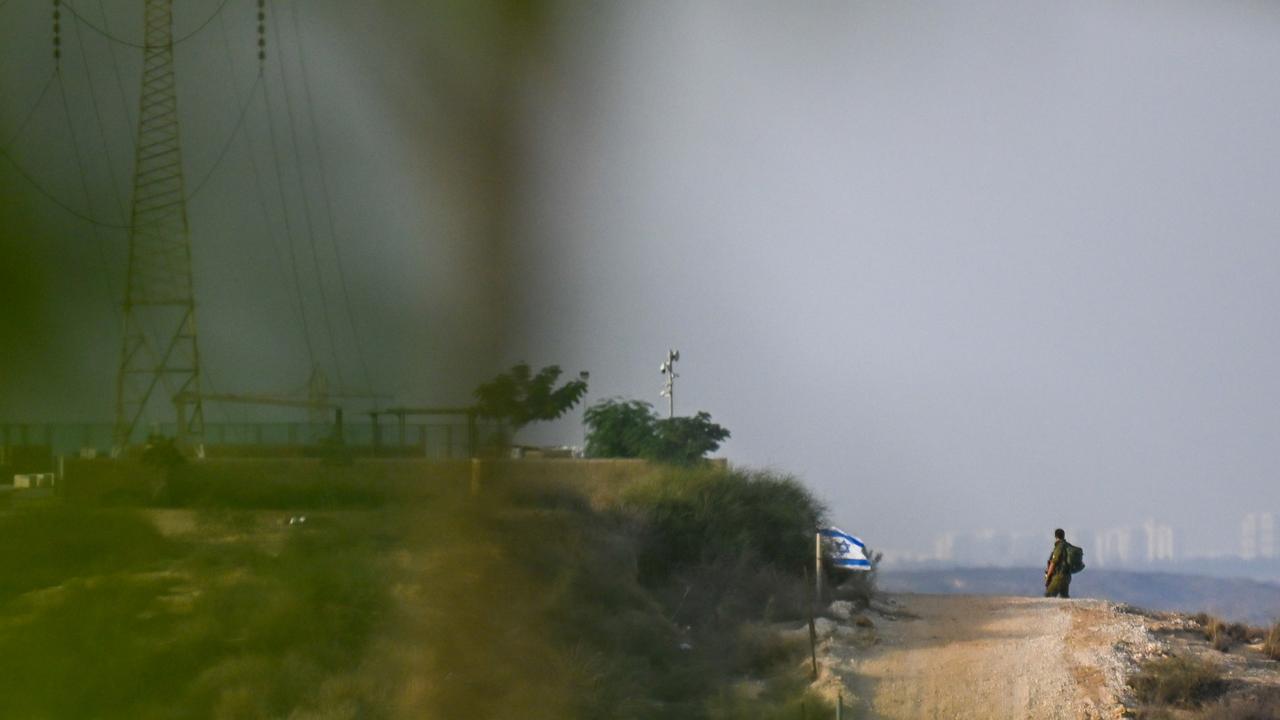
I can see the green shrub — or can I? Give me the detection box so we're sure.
[584,398,658,458]
[1130,655,1228,707]
[623,467,825,584]
[647,413,731,466]
[584,398,731,465]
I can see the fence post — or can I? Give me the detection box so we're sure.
[805,565,818,680]
[815,531,824,605]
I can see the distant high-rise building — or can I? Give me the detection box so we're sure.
[1241,512,1275,560]
[1142,520,1174,562]
[1094,527,1132,567]
[933,533,955,562]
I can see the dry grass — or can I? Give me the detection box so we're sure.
[1130,655,1228,708]
[1199,687,1280,720]
[1265,622,1280,662]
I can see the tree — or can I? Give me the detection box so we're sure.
[583,398,658,458]
[474,363,590,444]
[582,398,731,465]
[647,412,731,466]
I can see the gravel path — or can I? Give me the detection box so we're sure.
[812,593,1152,719]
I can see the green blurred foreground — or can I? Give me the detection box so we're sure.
[0,462,832,719]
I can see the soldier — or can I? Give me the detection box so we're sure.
[1044,528,1071,598]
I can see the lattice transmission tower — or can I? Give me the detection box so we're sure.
[113,0,203,452]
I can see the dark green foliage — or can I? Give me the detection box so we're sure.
[623,467,825,584]
[0,462,826,718]
[474,362,590,435]
[141,434,186,471]
[584,398,659,458]
[0,505,179,602]
[583,398,731,465]
[0,506,394,719]
[648,412,732,465]
[141,435,191,504]
[468,465,829,717]
[1130,655,1228,707]
[316,431,354,466]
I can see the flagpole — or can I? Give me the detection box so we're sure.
[815,531,823,603]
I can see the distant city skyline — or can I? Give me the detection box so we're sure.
[883,510,1276,571]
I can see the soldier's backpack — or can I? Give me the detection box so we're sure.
[1064,542,1085,574]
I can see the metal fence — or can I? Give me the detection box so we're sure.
[0,421,487,459]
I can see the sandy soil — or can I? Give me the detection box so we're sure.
[812,593,1154,719]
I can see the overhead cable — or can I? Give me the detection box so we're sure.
[268,0,345,392]
[215,9,316,367]
[61,0,234,49]
[289,0,374,396]
[0,71,132,229]
[186,73,265,201]
[56,65,124,317]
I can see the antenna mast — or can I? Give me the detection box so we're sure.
[113,0,203,452]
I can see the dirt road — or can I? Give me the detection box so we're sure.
[813,594,1154,719]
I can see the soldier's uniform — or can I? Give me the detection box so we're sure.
[1044,538,1071,598]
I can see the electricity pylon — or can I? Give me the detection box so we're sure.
[113,0,203,453]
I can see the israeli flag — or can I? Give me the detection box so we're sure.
[820,527,871,571]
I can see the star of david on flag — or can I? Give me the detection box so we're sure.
[819,527,871,571]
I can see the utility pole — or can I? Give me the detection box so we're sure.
[659,349,679,418]
[113,0,203,454]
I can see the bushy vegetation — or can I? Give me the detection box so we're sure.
[583,398,662,458]
[622,466,825,584]
[0,503,184,604]
[1131,655,1228,708]
[1,460,832,718]
[1192,613,1264,653]
[1199,688,1280,720]
[474,362,590,447]
[1266,622,1280,661]
[0,505,395,718]
[584,398,731,465]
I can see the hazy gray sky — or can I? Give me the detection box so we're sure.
[5,1,1280,555]
[511,0,1280,556]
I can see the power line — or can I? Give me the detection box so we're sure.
[260,73,320,372]
[55,69,123,318]
[3,70,57,149]
[186,73,264,201]
[62,0,234,50]
[0,150,130,228]
[267,0,345,391]
[96,0,137,150]
[215,8,315,366]
[70,8,129,223]
[288,0,373,396]
[0,70,131,229]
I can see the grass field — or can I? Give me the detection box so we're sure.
[0,463,830,718]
